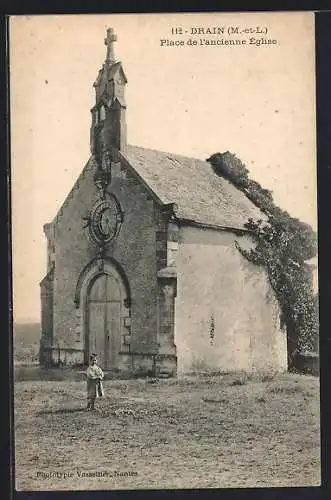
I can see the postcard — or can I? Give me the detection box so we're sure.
[10,12,319,490]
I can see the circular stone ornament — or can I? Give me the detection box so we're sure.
[89,196,122,244]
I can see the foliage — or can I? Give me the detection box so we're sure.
[207,152,319,354]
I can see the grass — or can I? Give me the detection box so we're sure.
[14,372,320,490]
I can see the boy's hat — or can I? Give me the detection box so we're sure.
[89,353,97,361]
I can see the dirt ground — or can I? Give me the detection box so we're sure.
[14,372,320,490]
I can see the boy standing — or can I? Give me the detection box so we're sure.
[86,354,104,410]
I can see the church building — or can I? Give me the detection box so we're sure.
[40,28,287,376]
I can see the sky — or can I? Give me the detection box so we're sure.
[9,12,317,323]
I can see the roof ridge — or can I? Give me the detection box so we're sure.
[126,144,207,163]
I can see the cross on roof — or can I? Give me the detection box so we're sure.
[104,27,117,62]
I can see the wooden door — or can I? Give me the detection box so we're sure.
[88,273,121,370]
[105,302,121,367]
[88,302,105,365]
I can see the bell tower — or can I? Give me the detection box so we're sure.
[90,28,128,167]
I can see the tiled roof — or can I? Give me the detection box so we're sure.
[120,145,265,231]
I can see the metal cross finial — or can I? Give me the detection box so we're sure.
[104,27,117,62]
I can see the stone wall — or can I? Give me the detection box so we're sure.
[174,225,287,374]
[39,271,54,365]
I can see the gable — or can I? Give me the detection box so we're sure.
[110,96,126,109]
[120,145,266,231]
[108,62,127,83]
[51,158,94,226]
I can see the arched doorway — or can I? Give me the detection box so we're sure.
[87,273,121,369]
[75,259,130,370]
